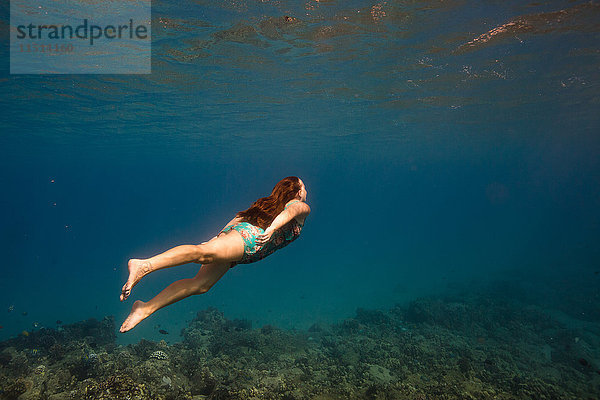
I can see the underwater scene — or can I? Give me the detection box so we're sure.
[1,0,599,398]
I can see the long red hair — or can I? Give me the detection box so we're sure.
[237,176,302,229]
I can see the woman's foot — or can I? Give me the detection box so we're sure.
[120,300,150,332]
[120,259,152,301]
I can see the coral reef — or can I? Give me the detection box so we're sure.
[0,295,598,399]
[149,351,169,361]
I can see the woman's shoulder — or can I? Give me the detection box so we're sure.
[284,199,300,207]
[284,200,309,226]
[285,200,310,213]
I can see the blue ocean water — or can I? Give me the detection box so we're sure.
[0,0,598,351]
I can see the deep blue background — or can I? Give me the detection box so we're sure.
[1,0,598,344]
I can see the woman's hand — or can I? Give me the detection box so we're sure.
[255,228,274,246]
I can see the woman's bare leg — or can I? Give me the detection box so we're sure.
[120,261,232,332]
[121,246,201,302]
[120,232,244,301]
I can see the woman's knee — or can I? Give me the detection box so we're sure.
[194,244,216,264]
[191,278,213,295]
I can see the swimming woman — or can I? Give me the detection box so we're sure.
[119,176,310,332]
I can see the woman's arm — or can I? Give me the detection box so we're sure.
[255,202,310,245]
[269,202,310,231]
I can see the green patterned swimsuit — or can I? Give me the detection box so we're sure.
[219,200,304,267]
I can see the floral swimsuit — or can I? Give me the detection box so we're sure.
[219,200,304,267]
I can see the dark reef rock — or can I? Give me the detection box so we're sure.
[0,352,11,367]
[0,377,27,399]
[131,338,162,359]
[457,356,472,376]
[189,366,217,396]
[0,316,116,358]
[405,298,467,328]
[0,293,598,400]
[224,318,252,332]
[63,316,116,347]
[355,308,391,326]
[80,374,148,400]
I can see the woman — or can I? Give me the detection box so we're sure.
[119,176,310,332]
